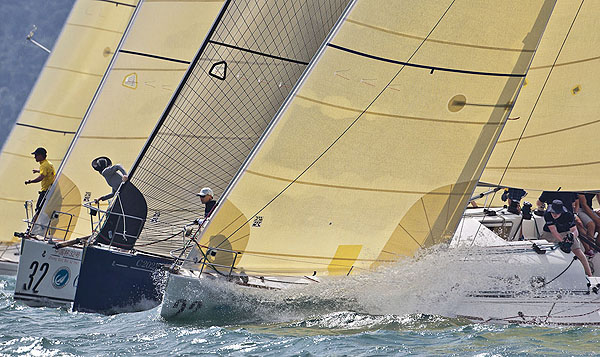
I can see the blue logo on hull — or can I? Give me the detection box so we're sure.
[52,267,70,289]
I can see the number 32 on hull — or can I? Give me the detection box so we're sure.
[14,239,81,307]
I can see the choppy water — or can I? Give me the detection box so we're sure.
[2,248,600,356]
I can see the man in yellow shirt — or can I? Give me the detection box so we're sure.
[24,147,55,214]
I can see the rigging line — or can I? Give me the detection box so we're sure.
[219,0,459,248]
[94,0,136,7]
[486,0,585,207]
[119,49,190,64]
[15,123,76,135]
[327,43,526,78]
[208,40,309,66]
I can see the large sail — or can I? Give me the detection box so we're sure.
[479,1,600,193]
[191,0,556,276]
[40,0,225,241]
[123,0,353,256]
[0,0,137,243]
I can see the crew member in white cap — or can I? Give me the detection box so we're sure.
[195,187,216,225]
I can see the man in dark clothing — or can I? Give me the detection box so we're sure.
[501,187,527,214]
[541,200,591,276]
[537,191,578,213]
[195,187,216,226]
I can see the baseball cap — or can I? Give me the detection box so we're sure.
[196,187,213,197]
[31,147,47,156]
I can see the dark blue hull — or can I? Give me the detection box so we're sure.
[73,245,172,314]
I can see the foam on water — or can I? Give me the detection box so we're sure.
[162,244,557,327]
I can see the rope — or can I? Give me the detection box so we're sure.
[541,255,578,287]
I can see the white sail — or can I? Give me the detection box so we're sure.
[190,0,556,276]
[0,0,138,243]
[39,0,225,241]
[480,0,600,192]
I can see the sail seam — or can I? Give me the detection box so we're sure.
[296,95,503,125]
[22,108,82,120]
[344,18,535,53]
[497,117,600,144]
[208,40,309,65]
[94,0,137,7]
[327,43,526,77]
[245,169,470,195]
[45,66,103,77]
[119,49,191,64]
[15,123,76,135]
[67,23,126,35]
[1,151,64,161]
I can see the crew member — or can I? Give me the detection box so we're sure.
[24,147,55,214]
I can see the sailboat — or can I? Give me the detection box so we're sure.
[13,0,223,311]
[0,0,137,276]
[446,0,600,325]
[151,0,557,319]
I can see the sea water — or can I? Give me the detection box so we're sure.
[1,247,600,356]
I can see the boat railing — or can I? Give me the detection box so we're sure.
[42,210,75,241]
[23,200,34,231]
[169,225,239,278]
[82,202,145,248]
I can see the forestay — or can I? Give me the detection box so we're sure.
[126,0,353,256]
[0,0,137,243]
[190,0,556,276]
[40,0,224,241]
[480,0,600,193]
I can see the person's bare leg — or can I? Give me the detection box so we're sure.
[573,248,593,276]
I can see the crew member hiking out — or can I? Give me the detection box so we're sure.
[91,156,128,204]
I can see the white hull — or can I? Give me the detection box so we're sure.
[0,243,20,276]
[161,209,600,325]
[14,239,82,308]
[451,211,600,325]
[160,270,316,320]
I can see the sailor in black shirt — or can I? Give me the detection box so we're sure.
[537,191,578,213]
[195,187,217,226]
[541,200,592,276]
